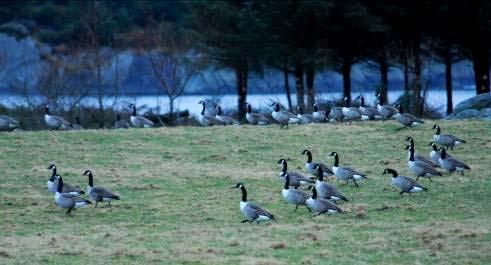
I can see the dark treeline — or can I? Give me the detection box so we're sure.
[0,0,490,122]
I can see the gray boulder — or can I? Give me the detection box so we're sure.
[480,108,491,118]
[453,93,491,113]
[454,109,481,119]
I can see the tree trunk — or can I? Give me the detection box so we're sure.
[413,47,422,115]
[283,58,292,110]
[341,57,352,105]
[444,48,453,115]
[379,57,389,104]
[169,97,175,126]
[403,56,409,93]
[294,63,304,109]
[236,65,248,120]
[471,45,490,94]
[305,63,315,111]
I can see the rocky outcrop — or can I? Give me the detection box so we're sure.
[446,93,491,120]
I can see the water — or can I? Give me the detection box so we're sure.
[0,89,476,117]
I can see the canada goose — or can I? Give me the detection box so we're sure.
[405,137,439,168]
[296,106,314,124]
[281,173,310,212]
[341,97,362,125]
[215,105,240,125]
[433,124,466,149]
[393,104,424,129]
[71,117,84,130]
[429,142,453,164]
[329,152,367,187]
[232,183,276,223]
[302,149,333,176]
[383,168,427,195]
[129,104,154,128]
[44,106,72,130]
[114,114,130,129]
[270,102,301,128]
[327,107,344,122]
[277,159,314,188]
[306,186,343,216]
[356,95,380,120]
[0,115,20,131]
[82,170,120,207]
[376,93,398,120]
[313,164,348,202]
[312,104,326,123]
[245,103,270,125]
[407,144,441,181]
[197,101,221,126]
[47,164,84,195]
[54,176,91,215]
[438,147,471,175]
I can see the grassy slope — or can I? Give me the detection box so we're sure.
[0,120,490,265]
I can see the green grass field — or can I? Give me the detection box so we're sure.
[0,120,490,264]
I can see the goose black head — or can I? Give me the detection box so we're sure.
[277,159,286,165]
[429,142,438,151]
[301,149,310,155]
[198,100,205,105]
[76,117,81,125]
[396,104,403,113]
[404,145,411,150]
[432,124,439,130]
[439,147,447,158]
[329,151,338,157]
[45,105,50,115]
[245,103,252,113]
[313,164,320,170]
[313,103,319,112]
[406,136,414,142]
[382,168,398,177]
[232,182,244,189]
[82,170,92,176]
[271,102,280,112]
[47,164,56,170]
[297,106,304,114]
[215,105,222,115]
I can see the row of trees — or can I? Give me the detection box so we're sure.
[1,0,490,123]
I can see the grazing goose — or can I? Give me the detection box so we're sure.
[47,164,84,195]
[312,103,327,123]
[393,104,424,129]
[296,106,314,124]
[376,93,398,120]
[215,105,240,125]
[71,117,84,130]
[281,173,310,212]
[271,102,301,128]
[405,137,439,168]
[197,101,221,126]
[407,144,441,181]
[302,149,334,177]
[313,164,348,202]
[82,170,120,207]
[277,159,314,188]
[44,106,72,130]
[429,142,453,164]
[341,97,362,125]
[329,152,367,187]
[0,115,20,131]
[232,183,276,223]
[356,95,380,120]
[129,104,154,128]
[245,103,270,125]
[54,176,91,215]
[433,124,466,149]
[306,187,343,216]
[438,147,470,175]
[114,114,130,129]
[383,168,427,195]
[327,107,344,122]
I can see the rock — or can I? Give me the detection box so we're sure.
[454,109,481,119]
[480,108,491,118]
[453,93,491,113]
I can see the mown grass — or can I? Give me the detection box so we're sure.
[0,120,490,264]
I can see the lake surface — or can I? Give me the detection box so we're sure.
[0,89,476,116]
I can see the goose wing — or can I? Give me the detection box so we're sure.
[246,203,275,220]
[447,158,471,169]
[399,176,425,189]
[60,193,91,203]
[318,198,343,213]
[92,187,120,199]
[341,166,366,178]
[62,182,84,194]
[317,162,334,175]
[441,134,465,144]
[414,154,439,167]
[52,115,71,126]
[319,182,348,201]
[414,161,442,175]
[136,116,154,126]
[289,171,314,185]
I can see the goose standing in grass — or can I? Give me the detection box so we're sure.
[329,152,367,187]
[232,183,276,223]
[197,101,221,126]
[312,103,327,123]
[383,168,427,195]
[406,137,439,167]
[114,114,130,129]
[277,159,314,188]
[407,144,441,181]
[71,117,84,130]
[0,115,20,131]
[393,104,424,129]
[306,186,343,216]
[376,93,398,120]
[433,124,466,149]
[270,102,300,128]
[281,173,310,212]
[129,104,154,128]
[245,103,270,125]
[47,164,84,195]
[438,147,471,175]
[54,176,91,215]
[82,170,120,207]
[215,105,240,125]
[341,97,362,125]
[428,142,453,164]
[356,95,380,120]
[296,106,314,124]
[302,149,333,177]
[313,164,348,202]
[44,106,72,130]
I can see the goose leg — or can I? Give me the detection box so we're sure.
[294,205,299,212]
[461,171,464,176]
[428,177,433,182]
[305,206,311,212]
[353,180,359,187]
[66,209,72,215]
[241,220,251,223]
[399,191,405,195]
[94,202,98,208]
[415,176,420,181]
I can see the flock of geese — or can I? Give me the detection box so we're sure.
[232,124,470,223]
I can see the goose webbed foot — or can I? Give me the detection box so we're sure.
[428,177,433,182]
[306,206,311,213]
[399,191,405,195]
[415,176,420,181]
[241,219,251,223]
